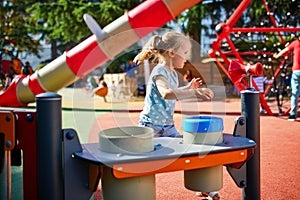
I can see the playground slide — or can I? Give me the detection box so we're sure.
[0,0,202,107]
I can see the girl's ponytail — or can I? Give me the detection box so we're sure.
[134,35,166,65]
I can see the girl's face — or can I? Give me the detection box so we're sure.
[171,41,191,69]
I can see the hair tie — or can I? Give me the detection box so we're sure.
[157,36,164,47]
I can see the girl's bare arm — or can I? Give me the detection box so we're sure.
[155,76,214,100]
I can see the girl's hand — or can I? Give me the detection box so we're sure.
[188,78,202,89]
[195,88,214,100]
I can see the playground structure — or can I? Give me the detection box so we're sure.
[0,0,298,199]
[207,0,300,116]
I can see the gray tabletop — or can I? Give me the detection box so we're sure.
[74,133,256,165]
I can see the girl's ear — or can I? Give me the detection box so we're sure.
[168,50,175,57]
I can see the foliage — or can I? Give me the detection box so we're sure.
[0,0,39,55]
[27,1,124,44]
[26,0,126,58]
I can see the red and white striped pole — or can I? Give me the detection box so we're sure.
[0,0,202,107]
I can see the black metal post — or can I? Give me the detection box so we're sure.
[36,92,63,200]
[241,89,260,200]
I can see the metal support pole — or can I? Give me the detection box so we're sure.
[36,92,63,200]
[241,89,261,200]
[0,150,9,200]
[6,151,11,200]
[0,134,6,200]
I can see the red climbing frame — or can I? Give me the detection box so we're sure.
[208,0,300,116]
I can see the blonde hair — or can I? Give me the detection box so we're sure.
[134,32,190,65]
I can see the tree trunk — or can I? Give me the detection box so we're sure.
[51,40,58,60]
[190,27,202,64]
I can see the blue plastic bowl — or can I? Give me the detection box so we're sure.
[182,116,224,133]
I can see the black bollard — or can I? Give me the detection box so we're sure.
[241,88,260,200]
[36,92,63,200]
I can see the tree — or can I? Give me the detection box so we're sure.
[26,0,142,60]
[0,0,39,56]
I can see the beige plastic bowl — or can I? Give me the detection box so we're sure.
[99,126,154,154]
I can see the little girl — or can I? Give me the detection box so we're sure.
[93,80,108,102]
[134,31,219,199]
[134,31,214,137]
